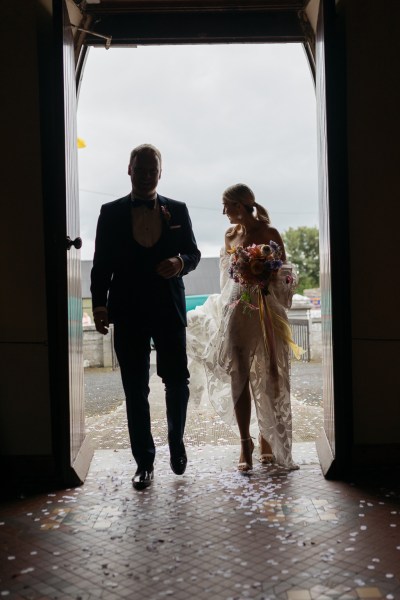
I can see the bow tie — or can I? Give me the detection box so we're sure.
[131,197,157,209]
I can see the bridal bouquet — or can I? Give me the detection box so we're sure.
[228,242,304,373]
[228,241,283,299]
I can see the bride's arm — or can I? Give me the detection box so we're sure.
[220,227,237,290]
[265,225,297,307]
[219,247,230,291]
[271,262,299,309]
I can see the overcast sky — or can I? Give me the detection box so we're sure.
[77,43,318,260]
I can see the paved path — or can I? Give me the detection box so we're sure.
[84,358,323,449]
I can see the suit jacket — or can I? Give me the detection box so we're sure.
[91,194,201,327]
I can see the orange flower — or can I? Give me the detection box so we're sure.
[247,244,263,258]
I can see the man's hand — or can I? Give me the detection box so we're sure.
[156,257,182,279]
[93,309,109,335]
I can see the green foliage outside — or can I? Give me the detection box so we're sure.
[282,226,320,295]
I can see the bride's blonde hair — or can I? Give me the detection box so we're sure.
[223,183,271,237]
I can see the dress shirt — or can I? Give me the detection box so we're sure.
[131,194,162,248]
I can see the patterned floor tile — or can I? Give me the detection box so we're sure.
[0,445,399,600]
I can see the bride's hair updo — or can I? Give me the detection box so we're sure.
[223,183,271,237]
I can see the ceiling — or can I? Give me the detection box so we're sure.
[77,0,309,13]
[67,0,316,80]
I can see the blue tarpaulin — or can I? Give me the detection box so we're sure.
[185,294,208,312]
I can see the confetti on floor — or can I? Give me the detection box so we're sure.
[0,445,399,600]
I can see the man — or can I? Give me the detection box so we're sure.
[91,144,201,490]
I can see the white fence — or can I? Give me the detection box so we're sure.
[83,311,321,369]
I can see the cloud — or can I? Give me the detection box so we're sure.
[78,43,318,259]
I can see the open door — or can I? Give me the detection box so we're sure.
[315,0,352,477]
[50,0,93,484]
[315,0,336,473]
[62,1,88,470]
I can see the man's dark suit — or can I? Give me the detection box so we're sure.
[91,193,201,470]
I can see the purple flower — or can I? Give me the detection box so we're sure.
[271,259,283,270]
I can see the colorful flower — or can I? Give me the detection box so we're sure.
[228,241,283,297]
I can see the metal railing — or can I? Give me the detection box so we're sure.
[110,318,311,368]
[288,318,310,362]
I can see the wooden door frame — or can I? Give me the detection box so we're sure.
[64,0,350,479]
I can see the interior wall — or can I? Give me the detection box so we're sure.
[306,0,319,32]
[0,2,52,455]
[345,1,400,448]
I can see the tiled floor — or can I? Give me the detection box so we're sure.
[1,444,399,600]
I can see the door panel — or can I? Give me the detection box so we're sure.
[315,1,335,460]
[62,1,85,463]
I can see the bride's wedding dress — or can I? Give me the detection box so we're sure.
[186,249,299,469]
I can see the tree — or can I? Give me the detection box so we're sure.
[281,226,319,294]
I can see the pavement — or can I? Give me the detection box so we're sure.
[84,354,323,449]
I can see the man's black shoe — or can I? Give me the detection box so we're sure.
[170,454,187,475]
[132,468,154,490]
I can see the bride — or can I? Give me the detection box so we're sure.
[186,183,301,471]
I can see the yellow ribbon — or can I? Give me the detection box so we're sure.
[258,289,305,396]
[258,289,279,394]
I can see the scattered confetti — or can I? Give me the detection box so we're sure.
[0,366,398,600]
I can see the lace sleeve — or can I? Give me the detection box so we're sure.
[219,248,230,291]
[270,262,299,309]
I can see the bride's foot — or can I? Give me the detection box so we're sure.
[238,438,254,472]
[258,433,275,464]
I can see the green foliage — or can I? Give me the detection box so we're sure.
[282,226,320,294]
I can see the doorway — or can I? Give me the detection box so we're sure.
[77,43,322,455]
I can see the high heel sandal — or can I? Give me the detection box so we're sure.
[238,437,254,472]
[258,433,275,465]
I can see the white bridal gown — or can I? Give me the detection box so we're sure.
[186,249,300,469]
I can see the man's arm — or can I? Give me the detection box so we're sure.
[175,204,201,276]
[90,205,114,334]
[92,307,109,335]
[156,256,183,279]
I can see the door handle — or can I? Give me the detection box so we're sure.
[66,236,82,250]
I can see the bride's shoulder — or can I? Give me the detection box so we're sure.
[224,225,239,246]
[221,231,234,257]
[225,225,237,238]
